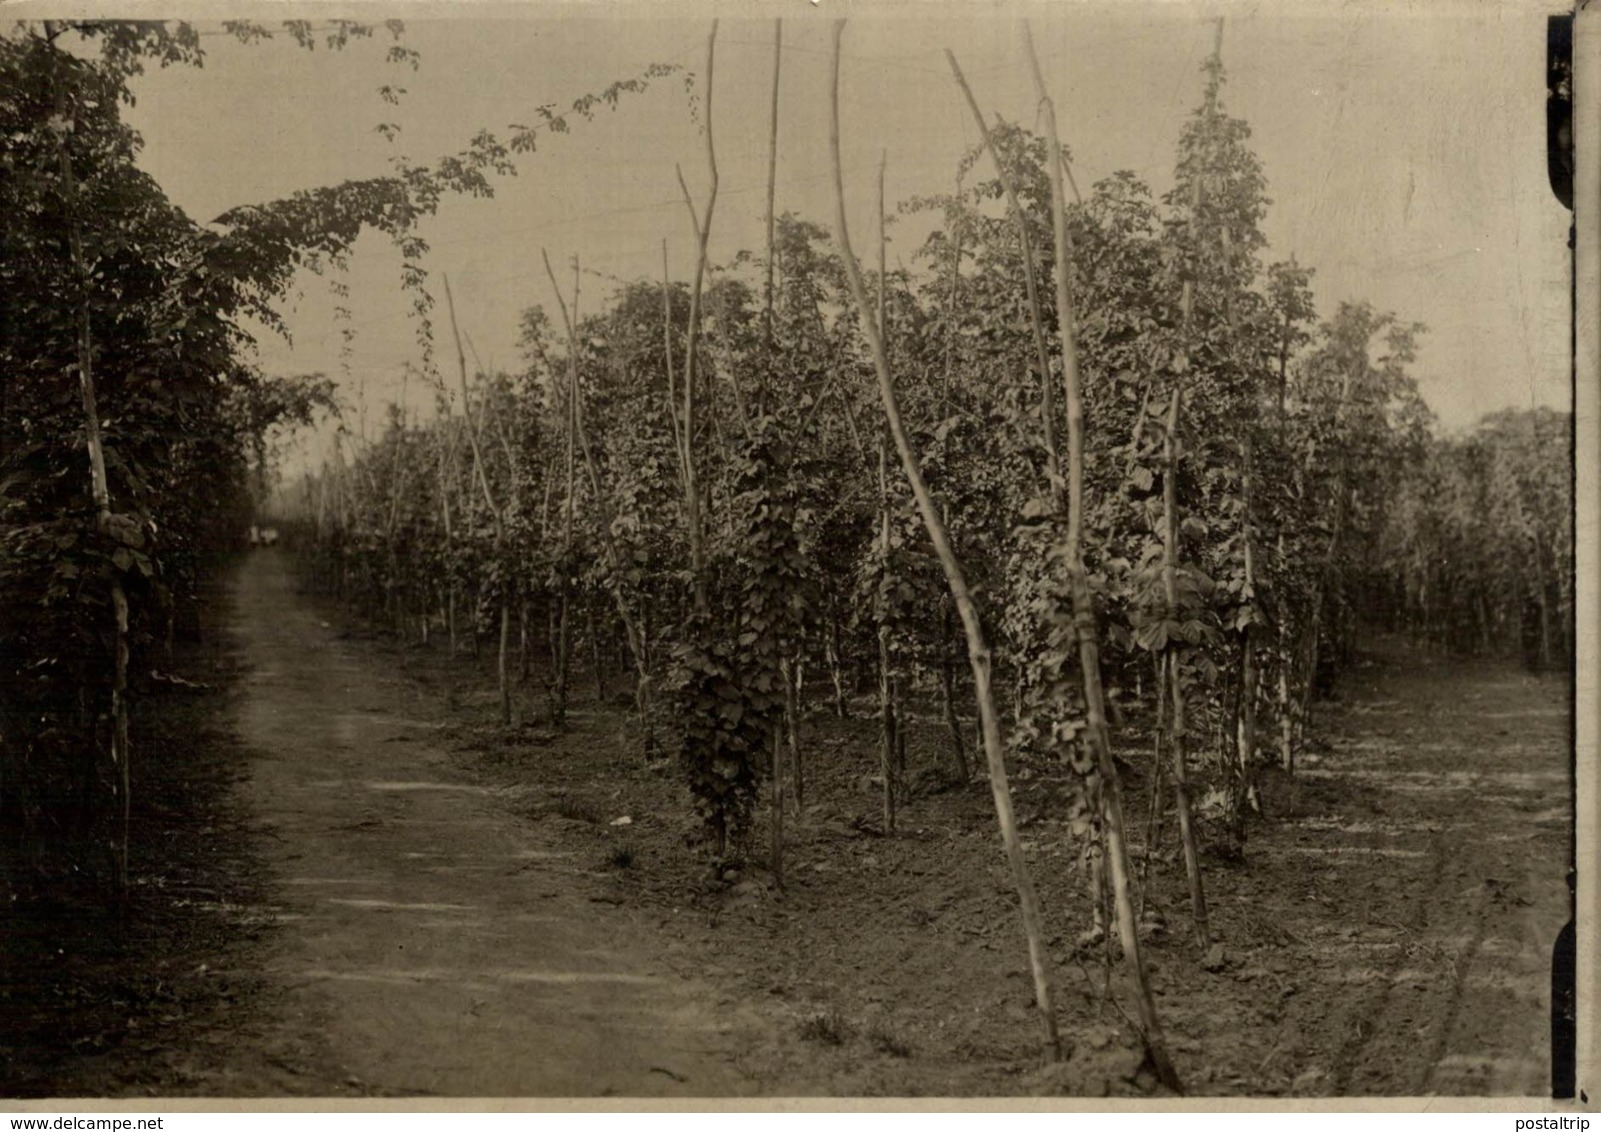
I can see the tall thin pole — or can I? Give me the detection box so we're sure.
[55,65,131,896]
[1025,20,1182,1092]
[763,19,782,358]
[947,53,1062,493]
[676,20,720,616]
[831,19,1061,1066]
[443,276,510,725]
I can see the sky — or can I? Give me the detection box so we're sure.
[87,0,1571,446]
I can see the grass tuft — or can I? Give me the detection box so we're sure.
[797,1009,852,1047]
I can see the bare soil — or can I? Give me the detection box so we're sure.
[3,550,1571,1098]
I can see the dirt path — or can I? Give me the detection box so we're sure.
[1231,644,1571,1096]
[178,549,766,1097]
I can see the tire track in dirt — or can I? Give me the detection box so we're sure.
[1417,900,1490,1093]
[1270,647,1567,1097]
[1324,830,1453,1095]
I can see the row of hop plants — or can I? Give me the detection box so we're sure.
[267,19,1561,1085]
[282,36,1437,843]
[1377,407,1573,669]
[0,26,339,902]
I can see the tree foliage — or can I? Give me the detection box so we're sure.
[0,18,681,899]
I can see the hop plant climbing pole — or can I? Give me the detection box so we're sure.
[1236,429,1262,820]
[553,271,578,729]
[875,437,897,836]
[1024,21,1183,1093]
[1163,390,1211,950]
[54,74,131,896]
[764,17,792,873]
[763,18,782,360]
[829,19,1062,1066]
[443,276,512,727]
[945,52,1062,496]
[947,45,1110,936]
[542,250,658,760]
[675,20,720,617]
[1156,17,1221,947]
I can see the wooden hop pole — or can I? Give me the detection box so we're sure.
[1164,390,1211,950]
[675,20,721,616]
[443,275,512,727]
[1024,20,1183,1092]
[1155,16,1218,948]
[763,19,782,358]
[829,20,1062,1065]
[53,67,131,896]
[946,52,1063,494]
[543,250,658,759]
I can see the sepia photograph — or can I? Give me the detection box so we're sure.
[0,0,1587,1105]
